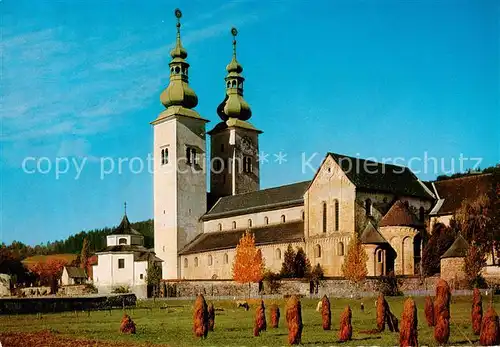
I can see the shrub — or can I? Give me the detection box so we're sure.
[321,295,331,330]
[377,271,403,296]
[338,305,352,342]
[112,285,130,294]
[286,295,302,345]
[434,279,451,345]
[424,296,435,327]
[270,304,280,328]
[480,307,500,346]
[399,298,418,347]
[208,303,215,331]
[253,300,266,336]
[377,293,387,332]
[193,294,208,339]
[472,288,482,335]
[120,314,136,334]
[263,270,281,294]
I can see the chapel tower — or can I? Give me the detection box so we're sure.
[209,28,262,200]
[152,9,208,279]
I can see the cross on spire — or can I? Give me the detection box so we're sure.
[124,201,127,216]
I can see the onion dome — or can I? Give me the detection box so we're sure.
[160,9,198,109]
[217,28,252,121]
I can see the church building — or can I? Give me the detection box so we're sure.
[151,10,489,281]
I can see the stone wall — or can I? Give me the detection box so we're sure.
[58,285,97,297]
[165,276,440,298]
[0,274,11,297]
[440,257,466,284]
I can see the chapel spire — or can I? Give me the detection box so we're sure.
[160,8,198,109]
[216,27,252,121]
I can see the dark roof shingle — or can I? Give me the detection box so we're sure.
[380,200,423,228]
[431,174,494,215]
[64,266,87,278]
[203,181,310,220]
[360,221,388,244]
[328,152,433,199]
[110,215,142,236]
[179,221,304,255]
[441,234,469,258]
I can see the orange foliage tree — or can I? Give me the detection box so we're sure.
[232,231,264,296]
[28,258,67,293]
[341,232,368,290]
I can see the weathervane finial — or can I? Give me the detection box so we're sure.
[231,27,238,58]
[174,9,182,36]
[124,201,127,216]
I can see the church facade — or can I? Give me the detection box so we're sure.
[151,10,483,281]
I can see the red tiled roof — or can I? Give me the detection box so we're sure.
[379,200,423,227]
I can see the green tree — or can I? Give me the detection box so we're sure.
[146,262,162,298]
[80,238,90,270]
[422,222,456,276]
[464,243,487,288]
[294,247,311,278]
[280,244,296,278]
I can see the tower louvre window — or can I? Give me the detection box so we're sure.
[322,202,327,233]
[161,148,169,165]
[186,147,197,165]
[243,156,252,173]
[334,199,339,231]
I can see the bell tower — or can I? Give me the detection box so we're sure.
[152,9,208,279]
[209,28,262,200]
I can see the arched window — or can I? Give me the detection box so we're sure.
[276,248,282,260]
[365,199,372,217]
[301,210,305,220]
[281,215,286,223]
[315,244,321,258]
[223,253,229,264]
[218,223,222,231]
[248,219,252,227]
[334,199,339,231]
[194,257,199,267]
[322,202,327,233]
[419,206,425,222]
[208,255,213,266]
[231,80,237,87]
[184,258,188,268]
[338,242,344,256]
[232,221,237,229]
[118,238,127,245]
[264,216,269,225]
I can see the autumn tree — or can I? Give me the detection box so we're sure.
[341,232,368,289]
[233,231,264,296]
[280,244,296,278]
[80,237,90,271]
[464,243,487,288]
[28,258,67,293]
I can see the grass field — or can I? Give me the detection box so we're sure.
[0,295,498,346]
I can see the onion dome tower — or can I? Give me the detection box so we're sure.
[152,9,208,280]
[209,28,261,200]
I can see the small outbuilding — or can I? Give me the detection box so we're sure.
[440,234,469,285]
[61,266,87,285]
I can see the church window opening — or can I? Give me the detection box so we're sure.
[281,215,286,223]
[140,274,143,280]
[184,258,188,268]
[232,221,237,229]
[301,210,305,220]
[419,206,425,222]
[118,238,127,245]
[227,81,230,88]
[264,216,269,225]
[213,159,222,171]
[161,148,169,165]
[338,242,344,256]
[315,244,321,258]
[194,257,199,267]
[218,223,222,231]
[334,199,339,231]
[248,219,252,227]
[175,66,180,74]
[231,80,237,87]
[276,248,281,259]
[365,199,372,216]
[322,202,327,233]
[118,259,125,269]
[186,147,197,165]
[224,253,229,264]
[208,255,213,266]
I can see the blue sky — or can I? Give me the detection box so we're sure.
[1,0,498,245]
